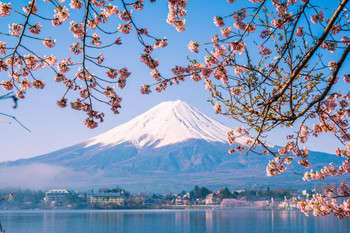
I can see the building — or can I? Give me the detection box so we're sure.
[88,192,125,206]
[174,196,183,205]
[205,193,216,205]
[44,189,70,203]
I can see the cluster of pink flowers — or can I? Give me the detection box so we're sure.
[233,8,246,22]
[188,41,199,53]
[166,0,187,32]
[139,54,159,69]
[220,27,232,38]
[213,66,227,84]
[331,24,341,35]
[91,0,107,7]
[259,45,272,56]
[294,181,350,219]
[43,39,56,48]
[104,67,131,88]
[231,87,242,96]
[295,195,335,217]
[132,0,145,11]
[227,130,236,145]
[234,66,248,75]
[69,21,84,39]
[83,118,98,129]
[106,69,119,79]
[119,9,132,21]
[342,36,350,46]
[52,5,70,26]
[102,3,119,16]
[150,69,161,81]
[311,11,324,24]
[140,84,151,94]
[321,40,337,53]
[203,78,212,91]
[213,16,225,27]
[295,26,304,37]
[271,18,286,30]
[0,41,6,54]
[91,33,101,46]
[154,38,168,48]
[212,45,227,59]
[76,68,93,81]
[328,61,337,71]
[32,80,45,89]
[117,67,131,89]
[1,80,13,90]
[23,1,37,14]
[97,53,104,64]
[9,23,23,36]
[69,0,83,10]
[57,58,73,73]
[69,42,82,55]
[299,124,309,143]
[229,41,246,55]
[214,102,221,113]
[0,2,11,17]
[260,30,271,39]
[118,23,131,34]
[344,74,350,83]
[57,98,68,108]
[54,73,66,83]
[266,160,286,176]
[29,22,41,34]
[144,46,153,55]
[109,94,123,114]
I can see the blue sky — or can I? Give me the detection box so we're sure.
[0,0,345,161]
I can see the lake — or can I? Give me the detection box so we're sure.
[0,209,349,233]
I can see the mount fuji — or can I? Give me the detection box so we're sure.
[0,100,345,192]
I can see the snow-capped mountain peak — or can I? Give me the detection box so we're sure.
[85,100,247,148]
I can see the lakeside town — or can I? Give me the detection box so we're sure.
[0,186,316,211]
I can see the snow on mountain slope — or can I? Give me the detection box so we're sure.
[86,100,249,149]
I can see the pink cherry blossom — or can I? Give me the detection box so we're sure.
[43,39,56,48]
[118,23,131,34]
[188,41,199,53]
[9,23,23,36]
[0,2,11,17]
[311,11,324,24]
[32,80,45,89]
[342,36,350,46]
[0,41,6,54]
[295,26,304,37]
[214,102,221,113]
[154,38,168,48]
[70,0,83,9]
[213,16,225,27]
[69,42,82,55]
[229,41,246,55]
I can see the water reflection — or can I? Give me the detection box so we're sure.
[0,209,349,233]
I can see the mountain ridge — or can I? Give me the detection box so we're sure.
[0,100,346,192]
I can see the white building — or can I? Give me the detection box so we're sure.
[44,189,70,203]
[88,192,125,206]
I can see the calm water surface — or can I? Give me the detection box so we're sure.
[0,209,349,233]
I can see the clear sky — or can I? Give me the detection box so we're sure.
[0,0,344,162]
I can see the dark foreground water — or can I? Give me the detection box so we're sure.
[0,209,349,233]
